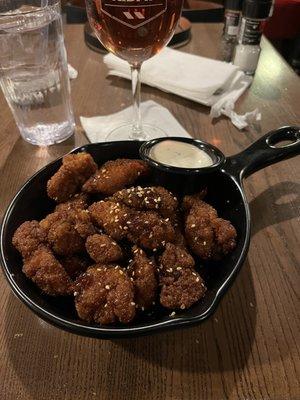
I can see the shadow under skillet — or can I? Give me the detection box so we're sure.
[111,260,257,377]
[4,259,256,399]
[249,181,300,236]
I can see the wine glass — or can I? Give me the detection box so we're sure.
[85,0,184,140]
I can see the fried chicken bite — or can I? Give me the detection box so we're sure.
[112,186,178,218]
[23,246,73,295]
[59,255,89,280]
[159,243,195,285]
[181,189,208,212]
[185,201,237,260]
[47,219,85,256]
[55,193,89,213]
[88,200,133,240]
[12,221,47,259]
[85,234,123,264]
[47,152,97,203]
[127,211,176,250]
[72,209,96,239]
[74,265,136,324]
[160,268,206,310]
[82,158,150,195]
[212,218,237,258]
[40,206,95,256]
[128,246,157,310]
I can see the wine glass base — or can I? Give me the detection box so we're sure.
[105,123,167,141]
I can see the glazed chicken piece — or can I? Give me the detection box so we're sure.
[127,211,176,250]
[12,220,47,259]
[82,158,150,195]
[47,152,97,203]
[128,246,158,310]
[112,186,178,218]
[85,234,123,264]
[184,200,236,260]
[88,200,133,241]
[74,265,136,324]
[23,246,73,296]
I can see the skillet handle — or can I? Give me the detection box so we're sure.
[224,126,300,181]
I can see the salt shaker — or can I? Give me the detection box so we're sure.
[221,0,243,62]
[233,0,272,74]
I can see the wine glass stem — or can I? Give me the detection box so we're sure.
[130,64,146,140]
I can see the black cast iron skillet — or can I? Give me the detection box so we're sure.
[1,126,299,339]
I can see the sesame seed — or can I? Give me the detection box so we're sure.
[165,218,169,222]
[127,221,131,225]
[153,248,157,252]
[104,303,108,308]
[196,277,200,282]
[176,267,182,270]
[180,304,186,309]
[191,224,196,228]
[130,302,136,306]
[203,241,207,245]
[100,244,106,247]
[128,259,133,263]
[169,311,176,317]
[74,292,78,296]
[141,307,145,311]
[105,285,110,290]
[119,270,124,275]
[97,268,101,271]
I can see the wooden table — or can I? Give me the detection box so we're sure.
[0,23,299,400]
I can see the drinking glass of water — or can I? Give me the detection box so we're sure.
[0,0,75,146]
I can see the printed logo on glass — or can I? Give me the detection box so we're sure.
[99,0,167,29]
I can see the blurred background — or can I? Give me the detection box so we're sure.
[62,0,300,74]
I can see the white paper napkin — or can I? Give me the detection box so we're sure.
[104,47,260,129]
[68,64,78,80]
[80,100,190,142]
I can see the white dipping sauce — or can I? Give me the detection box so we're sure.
[149,140,213,169]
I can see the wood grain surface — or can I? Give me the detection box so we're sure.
[0,23,299,400]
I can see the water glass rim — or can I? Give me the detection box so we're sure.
[0,1,60,17]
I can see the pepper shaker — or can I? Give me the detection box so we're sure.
[233,0,273,74]
[221,0,243,62]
